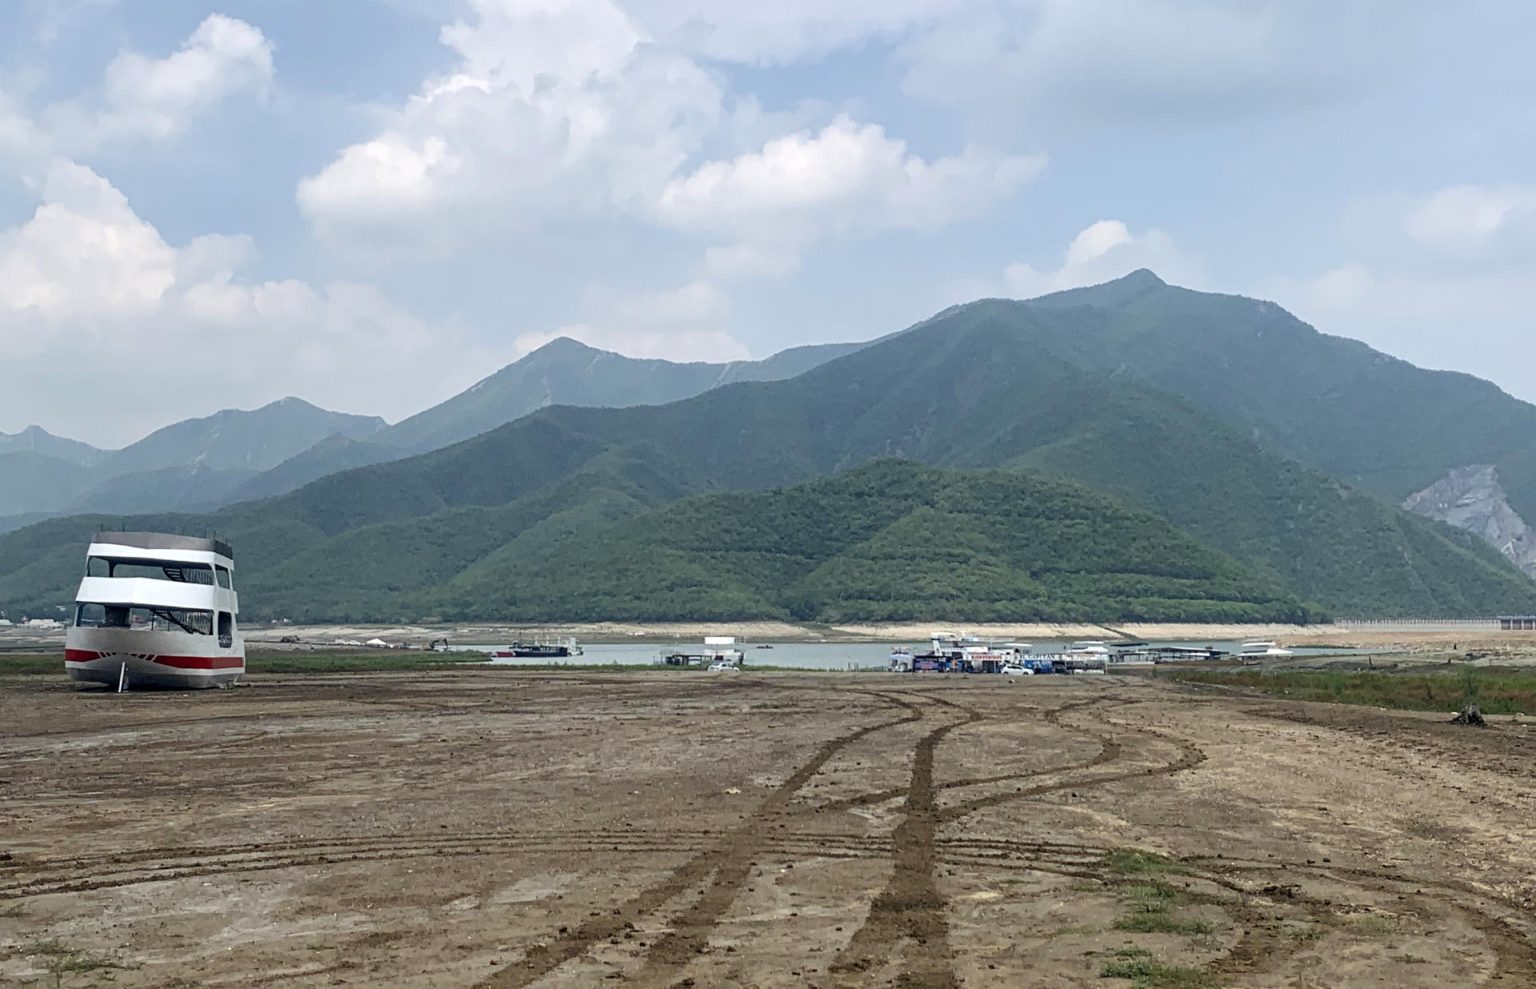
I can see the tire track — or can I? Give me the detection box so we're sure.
[812,695,1131,814]
[825,703,983,989]
[0,833,1115,901]
[473,689,927,989]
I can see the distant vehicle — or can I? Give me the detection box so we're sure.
[707,661,740,672]
[1000,663,1034,676]
[65,532,243,690]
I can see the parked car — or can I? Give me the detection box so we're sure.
[1000,663,1034,676]
[708,661,740,672]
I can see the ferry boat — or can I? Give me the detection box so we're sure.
[660,636,744,667]
[1238,640,1293,659]
[493,635,583,658]
[64,532,243,690]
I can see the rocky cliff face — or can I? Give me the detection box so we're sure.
[1404,465,1536,578]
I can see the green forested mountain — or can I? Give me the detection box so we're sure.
[415,462,1314,623]
[227,435,402,504]
[3,280,1533,622]
[1018,270,1536,517]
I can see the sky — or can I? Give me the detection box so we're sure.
[0,0,1533,447]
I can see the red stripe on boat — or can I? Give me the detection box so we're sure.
[64,649,243,670]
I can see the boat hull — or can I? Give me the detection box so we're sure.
[64,628,244,690]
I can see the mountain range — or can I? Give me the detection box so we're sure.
[4,270,1536,622]
[0,339,867,528]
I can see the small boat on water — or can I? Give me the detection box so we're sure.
[661,636,744,667]
[65,532,243,690]
[1238,640,1293,659]
[493,635,583,658]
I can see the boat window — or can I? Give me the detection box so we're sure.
[218,612,233,648]
[86,556,111,577]
[103,560,217,585]
[74,604,135,628]
[118,607,213,634]
[215,566,232,589]
[75,603,106,627]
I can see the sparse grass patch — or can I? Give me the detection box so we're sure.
[1111,880,1217,936]
[24,938,130,987]
[1100,953,1218,988]
[1348,913,1399,935]
[1102,848,1181,877]
[1287,924,1322,943]
[0,902,27,917]
[1124,881,1182,907]
[1167,667,1536,715]
[0,653,59,675]
[1115,912,1216,936]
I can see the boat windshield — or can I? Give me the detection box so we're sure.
[76,604,214,635]
[87,557,217,585]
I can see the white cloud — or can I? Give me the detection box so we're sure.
[298,0,722,242]
[622,0,970,64]
[1406,184,1536,254]
[899,0,1414,130]
[0,162,492,445]
[1,14,273,166]
[1278,181,1536,393]
[659,115,1044,276]
[96,14,273,141]
[0,161,176,322]
[615,279,731,324]
[1004,220,1199,297]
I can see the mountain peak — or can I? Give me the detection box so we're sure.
[1024,268,1170,310]
[535,336,604,356]
[1118,268,1166,287]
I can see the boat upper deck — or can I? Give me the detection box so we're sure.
[76,532,238,614]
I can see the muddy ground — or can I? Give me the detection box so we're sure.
[2,671,1534,988]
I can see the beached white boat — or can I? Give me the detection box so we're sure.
[1238,640,1293,659]
[65,532,243,690]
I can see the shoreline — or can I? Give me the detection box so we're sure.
[7,620,1533,655]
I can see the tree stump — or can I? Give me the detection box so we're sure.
[1450,704,1487,727]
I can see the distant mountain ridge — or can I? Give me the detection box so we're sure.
[0,426,104,467]
[1,338,869,525]
[0,398,388,523]
[104,398,386,475]
[4,276,1533,623]
[356,337,866,453]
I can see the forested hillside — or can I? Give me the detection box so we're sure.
[5,280,1533,622]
